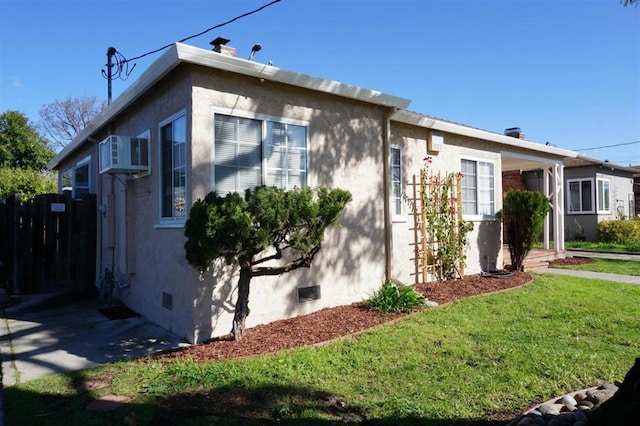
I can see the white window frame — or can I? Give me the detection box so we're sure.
[460,157,496,221]
[135,129,151,178]
[72,156,92,199]
[158,110,187,227]
[60,168,73,194]
[596,178,611,214]
[390,145,403,219]
[567,178,595,214]
[211,108,309,195]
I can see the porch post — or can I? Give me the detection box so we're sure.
[555,163,565,251]
[543,167,550,249]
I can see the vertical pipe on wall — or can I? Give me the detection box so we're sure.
[382,107,396,282]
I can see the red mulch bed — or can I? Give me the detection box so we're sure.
[548,256,596,266]
[158,271,531,363]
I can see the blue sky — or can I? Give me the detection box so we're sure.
[1,0,639,165]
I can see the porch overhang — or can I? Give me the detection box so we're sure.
[501,150,568,252]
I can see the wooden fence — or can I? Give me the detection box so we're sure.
[0,193,96,294]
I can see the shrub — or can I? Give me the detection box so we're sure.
[598,218,640,244]
[363,281,425,314]
[502,190,549,271]
[0,167,57,201]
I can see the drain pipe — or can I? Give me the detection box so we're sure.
[382,107,396,282]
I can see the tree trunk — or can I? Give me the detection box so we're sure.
[230,265,252,341]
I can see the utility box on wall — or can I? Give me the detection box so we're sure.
[428,130,444,152]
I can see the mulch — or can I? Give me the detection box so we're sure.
[157,271,532,363]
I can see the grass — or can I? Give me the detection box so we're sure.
[5,274,640,425]
[553,258,640,276]
[533,240,640,253]
[564,240,640,253]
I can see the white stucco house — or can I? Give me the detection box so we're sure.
[48,41,577,343]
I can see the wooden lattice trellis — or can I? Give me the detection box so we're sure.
[409,169,465,283]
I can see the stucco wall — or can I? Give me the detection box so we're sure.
[88,68,197,340]
[389,123,504,282]
[188,66,389,341]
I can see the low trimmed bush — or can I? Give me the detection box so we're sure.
[598,218,640,244]
[363,281,425,314]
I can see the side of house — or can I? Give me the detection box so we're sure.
[49,42,576,343]
[563,157,635,242]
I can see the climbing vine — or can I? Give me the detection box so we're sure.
[420,157,473,280]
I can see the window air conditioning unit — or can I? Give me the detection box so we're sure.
[99,135,149,174]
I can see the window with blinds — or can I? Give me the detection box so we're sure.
[213,114,308,195]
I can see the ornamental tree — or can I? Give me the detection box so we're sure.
[502,190,549,271]
[0,110,54,170]
[184,185,352,340]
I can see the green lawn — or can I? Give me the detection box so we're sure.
[553,258,640,276]
[564,240,640,253]
[534,241,640,253]
[5,274,640,425]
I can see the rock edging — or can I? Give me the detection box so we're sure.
[508,383,618,426]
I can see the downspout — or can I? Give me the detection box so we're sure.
[382,107,396,282]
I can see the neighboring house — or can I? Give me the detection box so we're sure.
[48,42,576,343]
[523,155,636,242]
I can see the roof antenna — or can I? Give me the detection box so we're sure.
[248,43,262,61]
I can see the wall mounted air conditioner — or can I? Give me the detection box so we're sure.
[99,135,149,174]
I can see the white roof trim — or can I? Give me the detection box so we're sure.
[501,150,563,166]
[176,43,410,110]
[392,110,578,160]
[49,43,410,169]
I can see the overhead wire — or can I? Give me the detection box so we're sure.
[575,140,640,151]
[125,0,281,63]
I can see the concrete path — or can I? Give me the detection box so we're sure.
[566,250,640,262]
[536,250,640,285]
[539,267,640,285]
[0,293,189,388]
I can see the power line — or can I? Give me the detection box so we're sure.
[575,140,640,151]
[125,0,281,63]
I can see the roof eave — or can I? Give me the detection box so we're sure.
[49,43,410,170]
[392,110,578,159]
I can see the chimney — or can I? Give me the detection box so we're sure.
[210,37,236,57]
[504,127,525,140]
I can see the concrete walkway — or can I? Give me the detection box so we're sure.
[0,293,188,388]
[539,267,640,285]
[537,249,640,284]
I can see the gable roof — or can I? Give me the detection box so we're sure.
[48,42,411,169]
